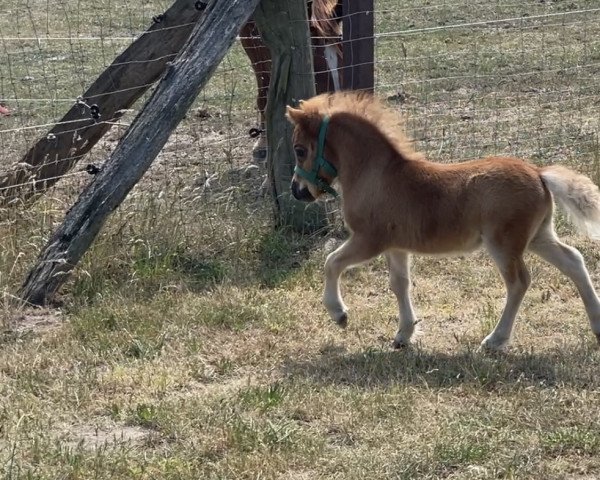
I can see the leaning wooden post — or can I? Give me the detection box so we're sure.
[18,0,260,306]
[0,0,207,207]
[254,0,328,232]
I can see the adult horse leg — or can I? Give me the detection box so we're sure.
[386,250,418,348]
[313,43,342,93]
[529,219,600,343]
[240,21,270,162]
[481,239,531,351]
[323,235,382,327]
[323,45,342,92]
[310,0,343,92]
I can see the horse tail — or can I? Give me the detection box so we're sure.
[540,165,600,238]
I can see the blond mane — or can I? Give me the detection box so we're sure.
[298,91,424,162]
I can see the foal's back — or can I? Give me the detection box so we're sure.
[360,156,552,254]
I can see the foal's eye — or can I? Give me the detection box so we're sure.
[294,146,307,159]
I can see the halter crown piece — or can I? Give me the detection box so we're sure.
[294,116,338,197]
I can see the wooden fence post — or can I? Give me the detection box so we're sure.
[0,0,207,207]
[254,0,328,232]
[342,0,374,92]
[18,0,260,306]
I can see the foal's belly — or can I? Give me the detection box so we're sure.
[414,235,483,256]
[391,227,483,256]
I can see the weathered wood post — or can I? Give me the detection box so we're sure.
[254,0,328,232]
[342,0,374,92]
[19,0,260,306]
[0,0,207,207]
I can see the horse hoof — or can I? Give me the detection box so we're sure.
[392,338,409,349]
[478,338,509,354]
[595,332,600,346]
[252,147,267,162]
[335,312,348,328]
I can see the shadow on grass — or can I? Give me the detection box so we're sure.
[255,227,330,287]
[283,342,600,390]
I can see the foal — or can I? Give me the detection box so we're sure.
[287,91,600,351]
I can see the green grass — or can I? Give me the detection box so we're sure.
[2,0,600,478]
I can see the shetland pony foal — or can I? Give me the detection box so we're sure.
[287,91,600,351]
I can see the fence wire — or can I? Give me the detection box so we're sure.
[375,0,600,175]
[1,0,599,210]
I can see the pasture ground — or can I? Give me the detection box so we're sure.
[2,1,600,478]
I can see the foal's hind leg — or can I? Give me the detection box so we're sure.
[386,250,418,348]
[323,236,381,327]
[481,241,531,351]
[529,223,600,343]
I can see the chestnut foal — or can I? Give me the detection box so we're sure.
[287,91,600,351]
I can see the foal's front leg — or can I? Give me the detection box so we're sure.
[386,250,418,348]
[323,235,381,327]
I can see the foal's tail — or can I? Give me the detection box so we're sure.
[540,165,600,239]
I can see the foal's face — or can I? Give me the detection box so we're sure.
[287,106,333,202]
[290,128,319,202]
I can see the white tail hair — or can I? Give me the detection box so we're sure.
[540,165,600,239]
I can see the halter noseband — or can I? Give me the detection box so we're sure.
[294,116,338,197]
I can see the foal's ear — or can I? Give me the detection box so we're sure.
[286,106,304,125]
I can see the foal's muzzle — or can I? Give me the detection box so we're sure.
[291,180,315,202]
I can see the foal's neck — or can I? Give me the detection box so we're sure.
[327,113,411,175]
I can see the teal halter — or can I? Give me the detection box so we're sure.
[294,116,338,197]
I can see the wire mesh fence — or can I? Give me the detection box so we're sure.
[0,0,261,211]
[0,0,267,296]
[2,1,598,196]
[375,0,600,175]
[1,0,599,258]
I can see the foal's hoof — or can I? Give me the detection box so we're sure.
[478,336,509,354]
[334,312,348,328]
[392,322,416,349]
[392,338,410,350]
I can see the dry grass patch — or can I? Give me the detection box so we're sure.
[3,0,600,478]
[3,246,600,478]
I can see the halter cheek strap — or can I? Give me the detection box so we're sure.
[294,116,338,197]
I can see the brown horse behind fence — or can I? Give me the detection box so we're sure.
[241,0,342,160]
[287,91,600,351]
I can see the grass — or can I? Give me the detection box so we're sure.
[2,0,600,479]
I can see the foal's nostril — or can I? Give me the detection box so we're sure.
[291,181,315,202]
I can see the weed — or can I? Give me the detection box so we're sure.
[541,426,600,457]
[239,383,286,411]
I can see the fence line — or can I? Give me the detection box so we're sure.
[1,0,599,203]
